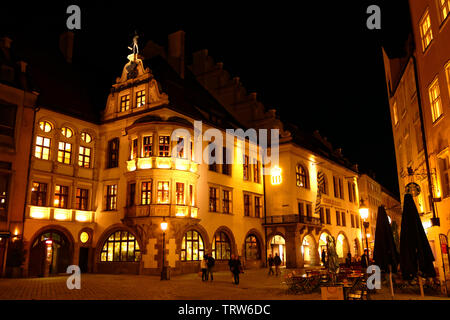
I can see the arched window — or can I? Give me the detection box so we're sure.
[212,231,231,260]
[81,132,92,143]
[245,235,260,260]
[39,121,53,133]
[180,230,204,261]
[61,127,73,138]
[100,230,141,262]
[317,171,327,194]
[296,164,309,188]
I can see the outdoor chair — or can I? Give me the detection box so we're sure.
[346,277,370,300]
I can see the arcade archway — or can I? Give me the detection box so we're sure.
[336,233,350,262]
[301,234,319,266]
[267,235,285,265]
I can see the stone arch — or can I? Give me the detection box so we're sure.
[354,237,362,257]
[266,231,286,265]
[94,223,144,263]
[27,224,75,277]
[318,229,333,254]
[176,223,210,258]
[243,228,264,262]
[211,225,237,257]
[336,231,351,261]
[301,233,320,266]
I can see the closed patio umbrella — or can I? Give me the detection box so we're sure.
[400,194,436,296]
[373,205,399,298]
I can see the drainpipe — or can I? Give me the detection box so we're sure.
[411,55,439,225]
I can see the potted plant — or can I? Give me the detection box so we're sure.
[6,239,26,278]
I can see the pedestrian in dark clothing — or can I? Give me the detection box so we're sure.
[321,249,327,268]
[231,256,241,284]
[346,252,352,267]
[361,249,369,269]
[207,253,215,281]
[268,254,275,275]
[228,254,236,283]
[274,253,282,276]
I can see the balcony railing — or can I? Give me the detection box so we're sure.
[264,214,322,226]
[28,205,95,223]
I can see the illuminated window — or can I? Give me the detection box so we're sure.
[0,171,9,219]
[120,95,130,112]
[243,155,249,180]
[296,164,308,188]
[253,160,260,183]
[439,155,450,198]
[107,138,119,168]
[392,101,399,125]
[255,196,262,218]
[317,171,327,195]
[419,10,433,51]
[157,181,169,203]
[39,121,53,132]
[209,187,218,212]
[244,193,250,216]
[176,182,184,205]
[61,127,73,138]
[222,189,231,213]
[100,230,141,262]
[212,232,231,260]
[326,208,331,224]
[141,181,152,205]
[78,146,91,168]
[159,136,170,157]
[142,136,152,157]
[245,235,260,260]
[176,138,185,158]
[31,182,47,206]
[180,230,204,261]
[54,185,69,208]
[35,136,50,160]
[81,132,92,143]
[429,79,443,122]
[106,185,117,210]
[76,188,88,210]
[438,0,450,23]
[131,139,138,159]
[135,90,145,108]
[57,141,72,164]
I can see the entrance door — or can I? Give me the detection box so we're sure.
[29,230,71,277]
[79,247,89,273]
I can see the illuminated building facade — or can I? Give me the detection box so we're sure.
[383,0,450,283]
[0,37,38,277]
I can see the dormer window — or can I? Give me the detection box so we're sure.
[136,90,145,108]
[120,95,130,112]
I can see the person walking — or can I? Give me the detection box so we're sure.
[231,255,242,284]
[321,249,327,268]
[361,249,369,270]
[274,253,282,276]
[268,254,274,275]
[228,254,236,283]
[200,256,208,281]
[206,252,215,281]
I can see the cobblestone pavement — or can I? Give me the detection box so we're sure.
[0,268,448,300]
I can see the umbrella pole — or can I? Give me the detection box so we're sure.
[389,265,394,300]
[418,275,425,298]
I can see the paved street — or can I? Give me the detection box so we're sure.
[0,268,448,300]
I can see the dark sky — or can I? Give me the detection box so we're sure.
[1,0,411,197]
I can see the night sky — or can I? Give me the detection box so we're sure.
[1,0,412,197]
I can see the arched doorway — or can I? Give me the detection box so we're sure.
[29,230,72,277]
[268,235,285,265]
[318,232,331,255]
[336,233,350,262]
[301,234,319,266]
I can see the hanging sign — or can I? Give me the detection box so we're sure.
[405,182,421,197]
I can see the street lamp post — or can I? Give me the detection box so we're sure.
[359,198,370,263]
[160,219,168,280]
